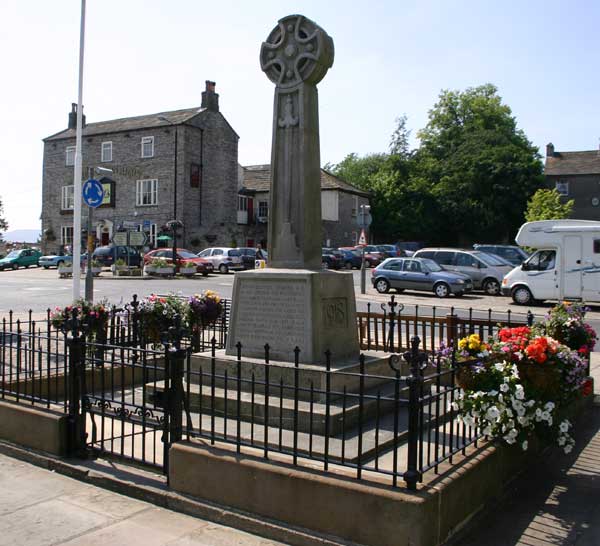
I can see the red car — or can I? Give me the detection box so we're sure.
[143,248,214,276]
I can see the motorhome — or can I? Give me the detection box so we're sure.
[501,219,600,305]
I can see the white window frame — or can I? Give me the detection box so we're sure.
[101,141,113,162]
[238,195,248,211]
[141,136,154,158]
[61,185,74,210]
[555,180,569,196]
[258,200,269,218]
[65,146,76,166]
[61,226,74,246]
[136,179,158,206]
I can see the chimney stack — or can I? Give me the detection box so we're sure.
[546,142,555,157]
[201,80,219,112]
[68,103,86,129]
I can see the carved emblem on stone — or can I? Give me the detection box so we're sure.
[278,96,299,128]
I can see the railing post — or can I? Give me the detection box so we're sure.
[445,312,458,346]
[403,336,425,490]
[66,316,87,458]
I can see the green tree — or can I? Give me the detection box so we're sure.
[0,196,8,241]
[389,114,411,158]
[325,152,389,192]
[525,188,574,222]
[415,84,544,243]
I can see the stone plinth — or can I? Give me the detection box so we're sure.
[225,268,359,364]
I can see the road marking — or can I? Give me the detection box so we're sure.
[24,287,69,291]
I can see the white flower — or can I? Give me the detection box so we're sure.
[489,390,498,397]
[564,444,573,454]
[558,436,566,446]
[521,440,528,451]
[559,421,570,433]
[482,425,492,436]
[494,363,505,372]
[506,408,513,418]
[515,387,525,400]
[545,401,555,411]
[451,402,459,411]
[498,393,504,403]
[500,383,509,393]
[504,435,516,445]
[517,416,529,426]
[541,411,550,422]
[485,406,500,421]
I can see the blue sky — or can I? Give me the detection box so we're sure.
[1,0,599,230]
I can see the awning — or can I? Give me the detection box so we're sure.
[156,235,172,241]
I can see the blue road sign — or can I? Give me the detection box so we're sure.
[82,178,105,208]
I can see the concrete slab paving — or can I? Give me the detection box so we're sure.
[0,453,286,546]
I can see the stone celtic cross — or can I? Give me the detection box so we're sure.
[260,15,334,269]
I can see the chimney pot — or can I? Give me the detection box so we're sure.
[201,80,219,112]
[68,103,86,130]
[546,142,555,158]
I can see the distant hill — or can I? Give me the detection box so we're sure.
[2,229,41,243]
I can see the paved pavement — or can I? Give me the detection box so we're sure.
[0,453,284,546]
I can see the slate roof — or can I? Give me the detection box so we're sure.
[545,150,600,176]
[44,107,207,141]
[241,164,370,197]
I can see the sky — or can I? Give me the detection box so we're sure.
[1,0,599,231]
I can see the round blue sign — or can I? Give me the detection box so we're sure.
[82,178,105,208]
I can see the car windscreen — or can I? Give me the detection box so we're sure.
[475,252,508,266]
[4,251,20,259]
[178,250,197,258]
[421,258,442,272]
[227,249,241,256]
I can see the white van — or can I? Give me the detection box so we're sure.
[501,219,600,305]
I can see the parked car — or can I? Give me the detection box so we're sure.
[413,248,513,295]
[39,253,88,269]
[375,244,404,258]
[0,248,42,270]
[472,244,530,266]
[143,248,214,275]
[322,249,343,269]
[197,247,244,273]
[340,246,382,268]
[338,248,362,269]
[93,246,142,267]
[371,257,473,298]
[395,241,425,257]
[237,247,268,269]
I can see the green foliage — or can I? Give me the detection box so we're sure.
[327,84,544,244]
[0,196,8,241]
[525,189,574,222]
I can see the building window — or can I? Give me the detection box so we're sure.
[258,200,269,219]
[555,181,569,196]
[190,163,201,187]
[61,185,74,210]
[149,223,157,246]
[61,226,73,246]
[594,240,600,254]
[136,179,158,206]
[352,196,358,217]
[141,136,154,158]
[321,191,339,222]
[238,196,248,211]
[65,146,76,166]
[101,141,112,162]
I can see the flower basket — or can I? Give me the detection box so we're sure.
[58,264,73,278]
[455,365,478,390]
[144,265,156,276]
[180,267,197,277]
[516,362,562,397]
[155,267,175,276]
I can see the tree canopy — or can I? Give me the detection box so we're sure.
[327,84,544,245]
[0,196,8,241]
[525,189,574,222]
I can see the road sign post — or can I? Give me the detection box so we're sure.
[82,177,105,303]
[358,205,371,294]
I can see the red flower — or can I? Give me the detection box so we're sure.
[581,379,593,397]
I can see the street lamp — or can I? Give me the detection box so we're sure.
[166,220,184,271]
[359,204,371,295]
[157,116,178,222]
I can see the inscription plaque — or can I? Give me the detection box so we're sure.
[233,279,309,353]
[322,297,348,329]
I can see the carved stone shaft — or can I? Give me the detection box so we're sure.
[260,15,334,269]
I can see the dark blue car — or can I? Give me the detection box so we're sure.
[371,257,473,298]
[338,249,362,269]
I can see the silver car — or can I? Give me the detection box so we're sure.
[371,257,473,298]
[413,248,514,295]
[197,247,244,274]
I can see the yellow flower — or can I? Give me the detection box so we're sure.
[458,338,468,350]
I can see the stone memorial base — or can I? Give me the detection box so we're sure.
[225,268,360,365]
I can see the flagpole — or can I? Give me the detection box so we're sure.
[72,0,86,302]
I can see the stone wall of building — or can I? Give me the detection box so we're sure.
[545,174,600,221]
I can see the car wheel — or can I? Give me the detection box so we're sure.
[322,261,329,269]
[455,291,465,297]
[56,260,64,268]
[512,286,533,305]
[483,278,501,296]
[434,282,450,298]
[12,264,18,270]
[43,266,49,270]
[375,278,390,294]
[202,272,209,277]
[345,261,352,270]
[218,263,229,274]
[365,259,372,268]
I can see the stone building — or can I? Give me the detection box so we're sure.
[41,81,239,253]
[41,81,369,254]
[545,142,600,220]
[237,165,370,248]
